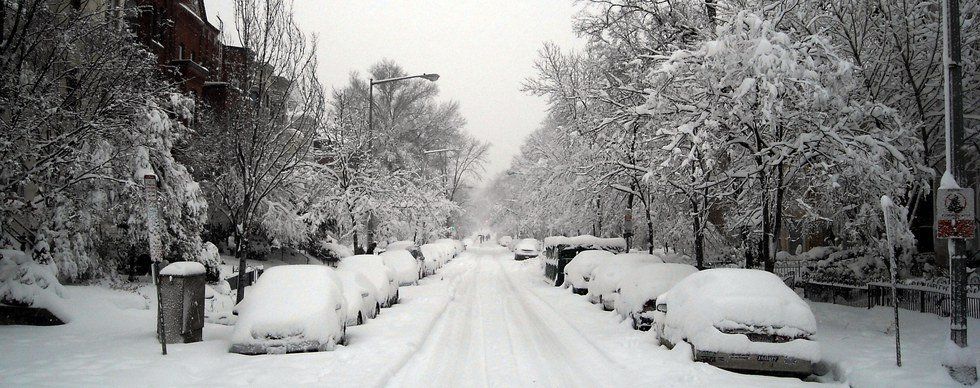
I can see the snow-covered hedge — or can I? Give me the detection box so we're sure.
[0,249,71,322]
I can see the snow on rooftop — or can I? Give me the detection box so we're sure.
[543,235,628,250]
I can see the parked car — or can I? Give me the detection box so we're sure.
[613,263,698,331]
[379,249,421,286]
[382,240,426,278]
[542,235,628,286]
[587,252,665,310]
[335,269,379,325]
[434,238,464,257]
[419,243,446,276]
[337,255,400,307]
[513,238,541,260]
[498,235,513,249]
[229,265,347,355]
[655,268,819,377]
[562,250,615,294]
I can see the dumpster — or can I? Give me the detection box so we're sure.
[542,236,628,287]
[157,262,206,344]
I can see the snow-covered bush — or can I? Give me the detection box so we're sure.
[198,242,222,283]
[0,249,71,322]
[805,248,888,286]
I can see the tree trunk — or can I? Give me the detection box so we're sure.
[768,163,785,273]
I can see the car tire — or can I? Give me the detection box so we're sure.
[357,312,364,325]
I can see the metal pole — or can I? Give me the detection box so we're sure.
[942,0,976,383]
[154,262,167,355]
[881,197,902,367]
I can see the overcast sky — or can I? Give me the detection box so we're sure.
[207,0,584,182]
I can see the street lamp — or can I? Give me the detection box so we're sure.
[368,73,440,141]
[362,73,439,253]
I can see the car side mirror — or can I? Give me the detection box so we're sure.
[361,291,370,298]
[335,303,343,311]
[656,304,667,313]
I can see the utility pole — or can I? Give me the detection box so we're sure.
[941,0,977,383]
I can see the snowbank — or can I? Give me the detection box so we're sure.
[230,265,346,354]
[0,249,72,322]
[159,261,206,276]
[657,269,819,361]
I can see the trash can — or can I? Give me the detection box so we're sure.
[157,262,206,344]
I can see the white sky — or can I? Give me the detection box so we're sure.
[206,0,584,181]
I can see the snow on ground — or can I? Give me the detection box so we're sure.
[0,244,973,387]
[814,302,980,387]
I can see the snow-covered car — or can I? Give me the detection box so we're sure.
[229,265,347,355]
[562,250,615,294]
[498,235,513,249]
[379,249,421,286]
[335,269,379,325]
[655,268,819,377]
[613,263,698,331]
[586,252,665,310]
[337,255,399,307]
[542,235,628,286]
[434,238,463,258]
[513,238,541,260]
[421,243,452,276]
[382,240,426,278]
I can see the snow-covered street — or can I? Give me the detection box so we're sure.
[0,246,825,387]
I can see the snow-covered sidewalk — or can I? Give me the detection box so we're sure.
[0,256,467,386]
[815,302,980,387]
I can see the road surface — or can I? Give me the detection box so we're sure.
[386,246,822,388]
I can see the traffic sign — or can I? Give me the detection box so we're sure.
[937,188,976,239]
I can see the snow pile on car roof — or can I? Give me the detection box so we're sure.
[658,268,819,361]
[543,235,627,251]
[615,263,698,316]
[231,265,345,353]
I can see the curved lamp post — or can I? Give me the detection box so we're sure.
[362,73,439,252]
[368,73,439,140]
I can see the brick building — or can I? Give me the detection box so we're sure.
[126,0,243,111]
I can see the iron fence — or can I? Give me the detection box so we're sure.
[868,282,980,319]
